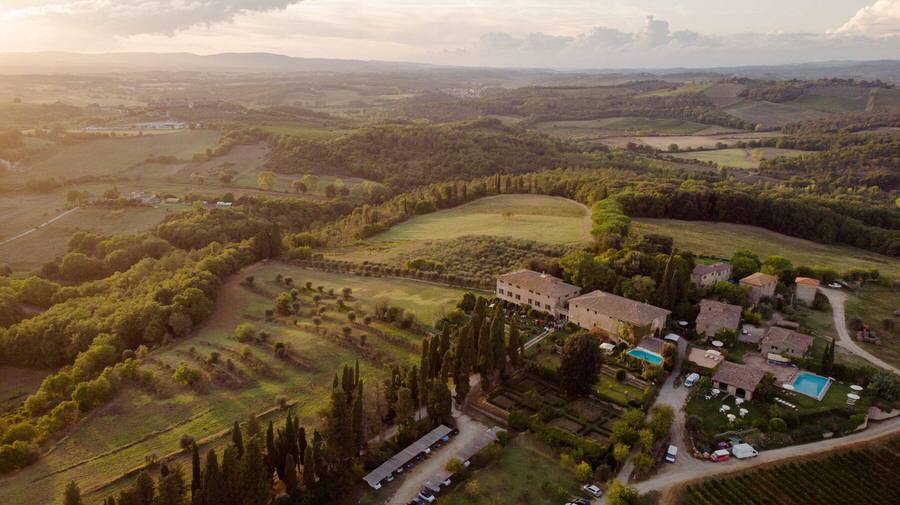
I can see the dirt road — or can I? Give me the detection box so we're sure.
[0,207,80,248]
[819,287,898,373]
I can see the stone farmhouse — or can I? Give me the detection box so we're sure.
[760,327,814,359]
[691,262,732,289]
[794,277,820,306]
[568,290,670,341]
[495,270,581,319]
[712,361,767,400]
[695,299,742,338]
[739,272,778,304]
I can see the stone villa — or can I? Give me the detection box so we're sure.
[760,327,814,359]
[495,270,581,319]
[795,277,820,306]
[712,361,767,400]
[691,262,732,289]
[568,290,670,341]
[695,299,742,338]
[739,272,778,305]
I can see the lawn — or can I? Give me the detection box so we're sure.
[0,263,462,504]
[0,366,52,413]
[724,101,829,129]
[438,434,587,505]
[256,123,351,140]
[369,194,591,245]
[844,284,900,369]
[671,147,810,169]
[536,116,711,136]
[632,218,900,279]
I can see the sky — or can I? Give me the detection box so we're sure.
[0,0,899,68]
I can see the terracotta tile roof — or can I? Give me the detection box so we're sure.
[692,262,731,277]
[695,299,742,336]
[762,327,814,354]
[795,277,820,287]
[713,361,766,392]
[569,290,670,327]
[497,270,580,297]
[740,272,778,287]
[637,336,666,354]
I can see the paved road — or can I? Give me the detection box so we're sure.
[385,408,490,505]
[523,327,553,351]
[819,287,898,373]
[634,415,900,499]
[614,337,694,484]
[0,207,80,247]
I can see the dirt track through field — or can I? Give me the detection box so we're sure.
[0,206,79,247]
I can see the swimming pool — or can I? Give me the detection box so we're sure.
[627,347,663,366]
[792,372,832,400]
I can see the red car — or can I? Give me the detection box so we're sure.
[710,449,731,462]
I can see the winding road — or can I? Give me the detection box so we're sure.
[819,287,898,374]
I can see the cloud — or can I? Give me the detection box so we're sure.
[834,0,900,36]
[0,0,304,36]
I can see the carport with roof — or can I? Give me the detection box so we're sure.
[363,424,452,489]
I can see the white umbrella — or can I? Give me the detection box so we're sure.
[712,340,724,348]
[711,388,721,395]
[734,398,744,405]
[727,414,736,422]
[782,384,795,391]
[847,393,861,400]
[721,404,731,411]
[739,408,749,416]
[850,385,863,392]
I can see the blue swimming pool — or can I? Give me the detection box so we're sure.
[792,372,831,400]
[627,347,663,365]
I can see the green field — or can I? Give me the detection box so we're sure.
[633,218,900,278]
[0,205,186,271]
[672,147,810,169]
[256,123,351,140]
[15,130,221,182]
[845,284,900,369]
[370,194,590,245]
[438,434,586,505]
[0,264,467,504]
[536,116,711,136]
[725,101,829,129]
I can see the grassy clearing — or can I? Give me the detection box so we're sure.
[790,93,868,113]
[845,284,900,369]
[14,130,221,182]
[256,123,352,140]
[632,218,900,279]
[369,194,590,245]
[438,434,586,505]
[600,131,780,150]
[0,366,52,413]
[671,147,810,169]
[0,263,466,504]
[536,116,710,136]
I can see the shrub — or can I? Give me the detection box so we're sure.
[615,369,627,382]
[179,435,194,449]
[768,417,787,433]
[575,461,593,482]
[445,458,463,473]
[234,323,256,342]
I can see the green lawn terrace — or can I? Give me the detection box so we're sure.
[0,265,469,505]
[685,375,870,453]
[436,434,590,505]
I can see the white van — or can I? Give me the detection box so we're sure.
[684,373,700,388]
[665,445,678,463]
[731,443,759,459]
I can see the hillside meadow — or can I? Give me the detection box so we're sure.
[633,218,900,278]
[370,194,591,245]
[671,147,811,169]
[0,263,468,504]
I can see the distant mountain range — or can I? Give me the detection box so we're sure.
[0,51,898,82]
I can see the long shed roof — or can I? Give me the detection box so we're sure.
[363,424,452,488]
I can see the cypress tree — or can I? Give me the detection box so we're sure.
[135,471,155,505]
[204,449,226,505]
[298,426,308,463]
[231,421,244,458]
[242,437,272,505]
[352,380,365,451]
[221,446,242,505]
[156,468,187,505]
[302,445,316,488]
[420,338,431,380]
[507,321,521,367]
[477,318,493,375]
[285,412,298,462]
[283,453,298,496]
[490,308,506,373]
[64,481,83,505]
[265,421,276,475]
[191,441,201,497]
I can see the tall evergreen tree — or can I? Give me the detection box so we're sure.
[476,319,493,376]
[285,412,298,462]
[283,453,299,497]
[507,321,521,367]
[190,442,201,498]
[231,421,244,458]
[490,308,507,374]
[302,445,316,488]
[156,468,187,505]
[352,380,365,452]
[64,481,84,505]
[298,426,308,464]
[265,421,276,475]
[221,446,243,505]
[204,449,226,505]
[135,471,155,505]
[241,437,272,505]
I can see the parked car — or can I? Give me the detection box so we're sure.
[731,443,759,459]
[710,449,731,462]
[829,282,842,289]
[684,372,700,388]
[582,484,603,497]
[417,489,436,503]
[665,445,678,463]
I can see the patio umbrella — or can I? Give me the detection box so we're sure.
[734,398,744,405]
[847,393,861,401]
[727,414,736,422]
[850,385,863,392]
[721,404,731,411]
[712,340,724,348]
[782,384,795,391]
[711,388,721,395]
[739,408,749,416]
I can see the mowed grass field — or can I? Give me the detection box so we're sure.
[12,130,221,182]
[672,147,810,169]
[535,116,712,138]
[633,218,900,278]
[437,434,586,505]
[370,194,591,245]
[0,263,467,504]
[724,101,829,129]
[845,285,900,369]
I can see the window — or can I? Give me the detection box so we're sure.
[498,288,504,295]
[515,294,520,300]
[545,303,551,310]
